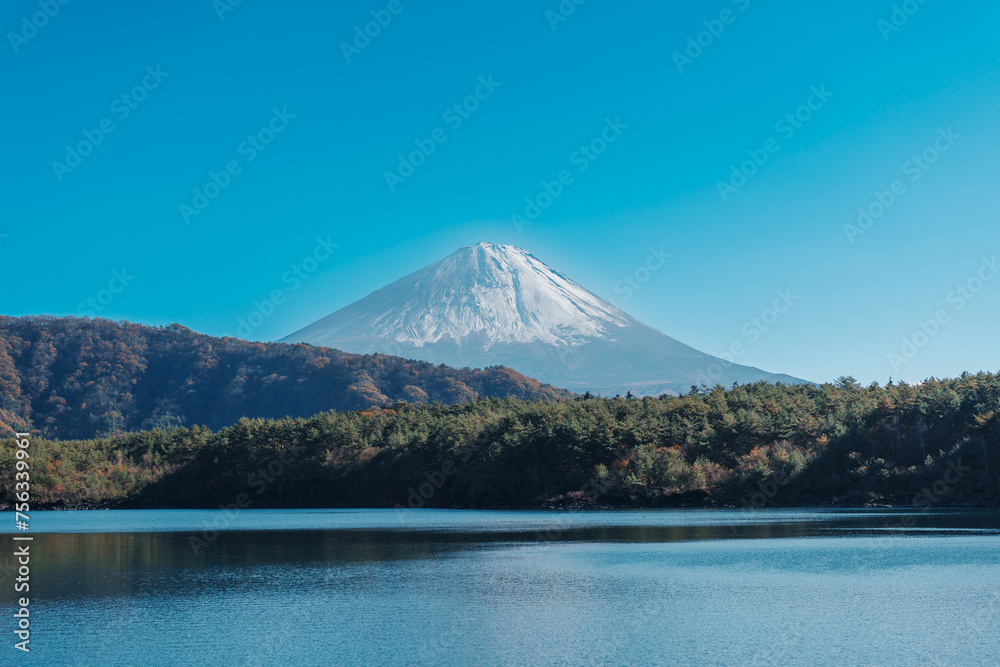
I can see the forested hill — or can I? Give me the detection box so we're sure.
[0,316,572,439]
[0,375,998,509]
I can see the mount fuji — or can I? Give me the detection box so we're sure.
[279,243,805,395]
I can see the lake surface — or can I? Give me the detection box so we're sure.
[2,508,999,666]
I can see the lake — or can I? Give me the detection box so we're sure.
[1,508,999,666]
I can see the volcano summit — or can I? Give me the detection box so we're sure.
[281,242,804,395]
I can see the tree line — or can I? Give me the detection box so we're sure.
[2,373,998,508]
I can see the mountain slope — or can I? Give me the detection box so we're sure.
[281,243,806,395]
[0,316,572,439]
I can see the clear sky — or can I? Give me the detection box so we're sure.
[2,0,998,386]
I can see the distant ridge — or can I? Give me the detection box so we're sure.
[0,315,572,440]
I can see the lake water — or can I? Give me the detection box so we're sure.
[2,508,999,666]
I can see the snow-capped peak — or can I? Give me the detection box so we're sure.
[288,243,636,349]
[280,243,806,396]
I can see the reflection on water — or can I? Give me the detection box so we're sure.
[1,509,998,666]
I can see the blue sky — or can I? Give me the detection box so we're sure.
[2,0,998,385]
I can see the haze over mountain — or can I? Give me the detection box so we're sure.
[281,243,806,395]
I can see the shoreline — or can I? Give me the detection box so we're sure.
[5,499,998,512]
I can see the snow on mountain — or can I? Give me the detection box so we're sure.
[279,242,806,396]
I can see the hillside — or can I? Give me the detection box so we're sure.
[0,374,997,509]
[0,315,572,439]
